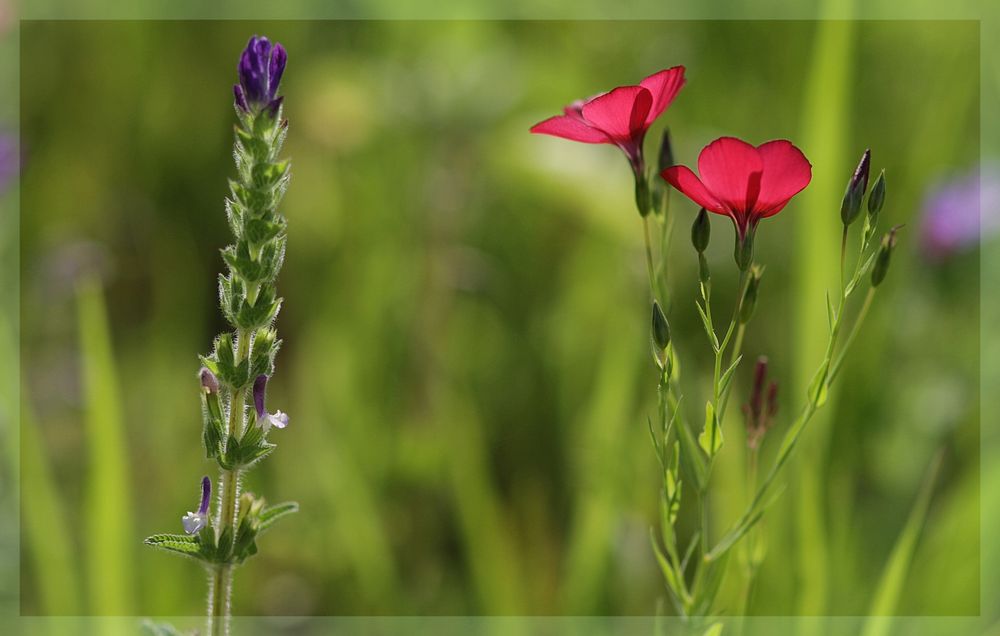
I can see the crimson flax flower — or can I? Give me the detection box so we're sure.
[662,136,811,267]
[530,67,686,177]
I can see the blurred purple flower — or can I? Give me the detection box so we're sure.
[0,134,17,194]
[920,163,1000,261]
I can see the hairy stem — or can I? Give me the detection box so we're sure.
[209,328,250,636]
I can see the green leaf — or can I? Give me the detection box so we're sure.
[694,300,718,350]
[650,528,685,601]
[702,623,724,636]
[675,407,707,491]
[240,440,276,468]
[719,355,743,397]
[143,534,202,559]
[807,360,830,407]
[698,401,723,456]
[861,452,943,636]
[259,501,300,532]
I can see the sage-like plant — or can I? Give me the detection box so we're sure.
[144,35,298,636]
[533,73,898,634]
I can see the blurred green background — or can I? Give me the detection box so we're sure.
[16,19,982,621]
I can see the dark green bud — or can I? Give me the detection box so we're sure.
[635,174,651,217]
[657,128,674,174]
[734,231,755,271]
[739,265,764,324]
[651,301,671,351]
[840,149,871,227]
[871,225,901,287]
[692,208,711,252]
[867,169,886,217]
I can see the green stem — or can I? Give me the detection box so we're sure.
[642,215,658,299]
[829,286,876,383]
[209,328,250,636]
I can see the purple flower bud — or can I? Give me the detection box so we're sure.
[181,476,212,535]
[268,44,287,100]
[235,35,287,114]
[253,374,290,434]
[744,356,777,449]
[199,367,220,394]
[841,149,871,226]
[253,374,268,420]
[233,84,249,113]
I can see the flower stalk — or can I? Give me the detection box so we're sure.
[532,71,898,626]
[143,35,299,636]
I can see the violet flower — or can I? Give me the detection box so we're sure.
[234,35,287,115]
[181,476,212,535]
[919,163,1000,261]
[253,374,289,434]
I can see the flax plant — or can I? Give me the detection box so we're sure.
[143,36,298,636]
[533,71,899,634]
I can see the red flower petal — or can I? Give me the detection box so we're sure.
[662,165,724,213]
[697,137,763,213]
[580,86,653,143]
[639,66,686,126]
[753,140,812,218]
[530,114,611,144]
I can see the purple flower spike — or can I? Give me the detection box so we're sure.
[182,476,212,535]
[234,35,287,114]
[253,374,290,434]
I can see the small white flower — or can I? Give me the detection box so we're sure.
[253,375,290,434]
[181,476,212,535]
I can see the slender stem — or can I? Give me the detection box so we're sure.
[642,215,658,299]
[209,328,250,636]
[737,446,761,633]
[840,226,848,293]
[829,286,876,383]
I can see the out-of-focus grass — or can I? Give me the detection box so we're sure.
[77,276,134,616]
[16,20,981,619]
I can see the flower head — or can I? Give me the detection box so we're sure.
[530,67,686,174]
[253,374,289,434]
[662,136,812,241]
[181,476,212,535]
[234,35,287,115]
[743,357,778,449]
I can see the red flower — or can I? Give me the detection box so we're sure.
[662,136,812,239]
[530,67,686,174]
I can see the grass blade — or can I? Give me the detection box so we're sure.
[78,276,134,615]
[861,451,943,636]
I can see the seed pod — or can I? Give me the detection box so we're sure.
[692,208,711,253]
[868,169,886,217]
[841,149,871,227]
[635,174,651,217]
[651,301,671,351]
[734,231,755,271]
[871,226,901,287]
[698,252,711,288]
[739,265,764,324]
[657,128,674,174]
